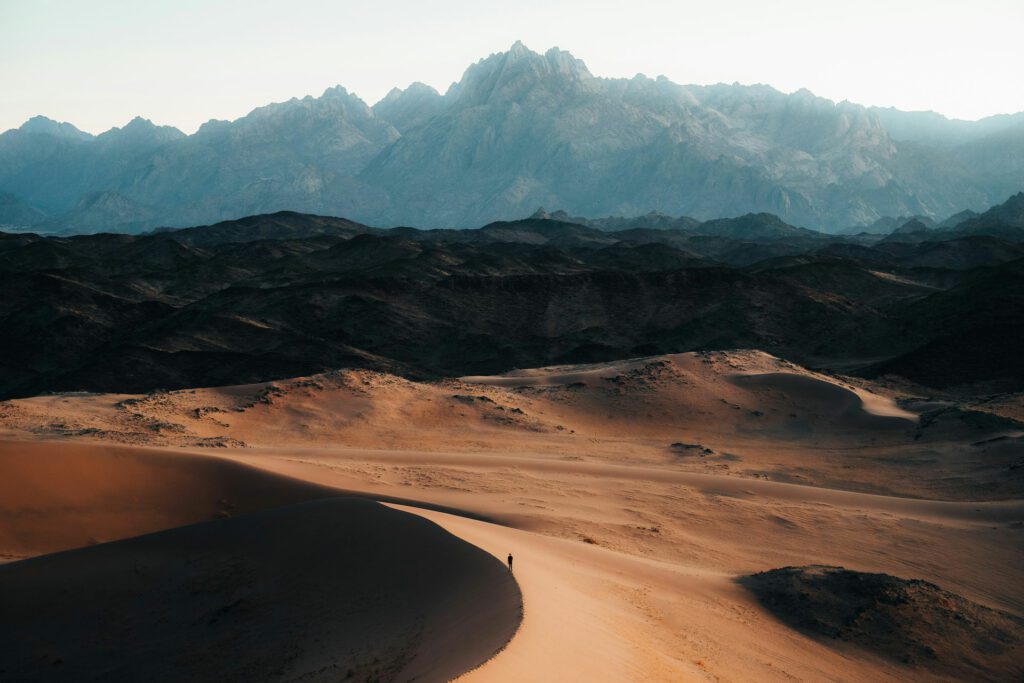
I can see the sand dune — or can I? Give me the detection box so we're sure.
[400,500,1022,682]
[0,440,335,561]
[3,350,1018,499]
[728,371,917,427]
[0,443,521,681]
[0,497,521,682]
[1,350,1021,681]
[195,428,1022,681]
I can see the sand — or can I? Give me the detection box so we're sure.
[1,349,1021,681]
[0,440,339,560]
[0,445,521,682]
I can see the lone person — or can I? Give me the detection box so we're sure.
[507,552,513,572]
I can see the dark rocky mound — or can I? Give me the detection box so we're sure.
[740,565,1023,681]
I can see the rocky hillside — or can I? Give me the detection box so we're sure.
[741,566,1023,682]
[1,207,1022,397]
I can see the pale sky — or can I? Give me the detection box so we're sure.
[1,0,1022,135]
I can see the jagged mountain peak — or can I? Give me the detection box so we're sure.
[97,116,185,144]
[123,115,155,127]
[207,85,386,133]
[379,81,441,104]
[192,90,378,137]
[17,115,94,140]
[373,82,445,133]
[320,84,355,100]
[507,39,530,58]
[2,45,1022,232]
[446,41,596,105]
[973,191,1024,227]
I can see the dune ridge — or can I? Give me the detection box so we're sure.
[0,444,523,682]
[0,440,338,560]
[3,350,1019,500]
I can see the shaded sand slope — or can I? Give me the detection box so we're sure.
[0,497,521,682]
[728,371,916,429]
[0,440,339,560]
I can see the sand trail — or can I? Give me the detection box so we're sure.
[397,505,921,682]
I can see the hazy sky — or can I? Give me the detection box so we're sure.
[2,0,1022,135]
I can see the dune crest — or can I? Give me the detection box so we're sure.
[0,497,522,682]
[728,371,918,427]
[0,443,522,682]
[2,350,1020,501]
[0,441,335,560]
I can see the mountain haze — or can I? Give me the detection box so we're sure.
[2,43,1021,233]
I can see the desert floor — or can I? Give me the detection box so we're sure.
[1,350,1022,681]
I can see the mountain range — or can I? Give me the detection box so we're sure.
[2,42,1022,234]
[2,192,1022,399]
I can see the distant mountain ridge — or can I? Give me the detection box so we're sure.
[2,42,1022,233]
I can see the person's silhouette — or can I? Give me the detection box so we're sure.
[507,553,513,572]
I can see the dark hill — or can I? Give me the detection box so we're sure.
[698,212,821,239]
[157,211,372,247]
[0,201,1022,397]
[741,566,1023,682]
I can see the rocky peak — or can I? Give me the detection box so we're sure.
[208,85,393,143]
[378,82,441,105]
[320,84,356,101]
[974,191,1024,227]
[446,41,596,106]
[938,209,979,229]
[18,115,93,140]
[97,117,185,145]
[373,82,445,133]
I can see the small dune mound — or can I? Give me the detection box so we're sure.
[729,372,916,430]
[740,565,1023,681]
[0,497,523,682]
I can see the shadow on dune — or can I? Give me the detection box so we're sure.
[0,445,522,682]
[729,372,915,431]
